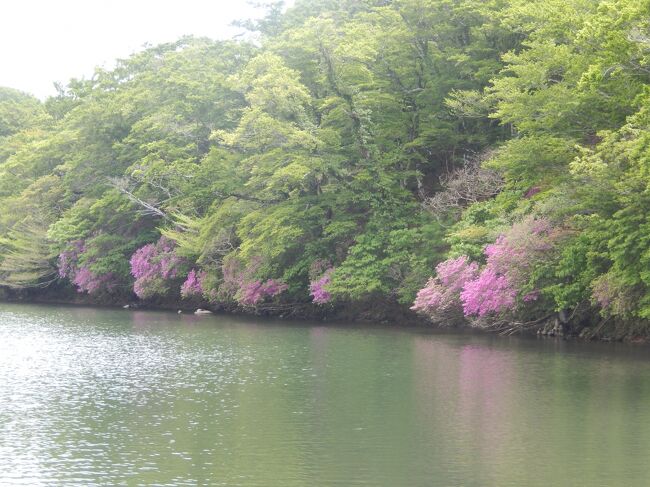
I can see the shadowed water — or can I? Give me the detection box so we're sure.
[1,303,650,486]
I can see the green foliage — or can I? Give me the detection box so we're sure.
[0,216,55,288]
[485,136,577,189]
[532,218,606,311]
[0,87,49,139]
[1,0,650,333]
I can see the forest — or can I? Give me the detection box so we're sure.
[1,0,649,338]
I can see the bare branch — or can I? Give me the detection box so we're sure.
[108,177,172,221]
[423,154,504,218]
[213,190,284,205]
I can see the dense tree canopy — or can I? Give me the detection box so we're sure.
[1,0,650,335]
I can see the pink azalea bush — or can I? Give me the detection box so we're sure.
[129,237,186,299]
[218,256,260,299]
[461,217,556,318]
[413,216,559,323]
[180,269,207,298]
[57,240,118,295]
[72,267,117,294]
[239,279,288,306]
[591,272,637,317]
[481,218,553,276]
[310,267,335,304]
[57,240,86,279]
[411,256,478,320]
[216,255,288,306]
[460,267,516,317]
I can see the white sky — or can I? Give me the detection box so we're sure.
[1,0,281,99]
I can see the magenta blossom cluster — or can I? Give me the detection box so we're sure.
[57,240,117,295]
[219,256,258,299]
[218,256,288,306]
[129,237,185,299]
[310,267,335,304]
[57,240,86,279]
[413,217,558,321]
[460,267,516,317]
[460,217,555,317]
[72,267,117,294]
[411,256,478,319]
[180,269,207,298]
[239,279,288,306]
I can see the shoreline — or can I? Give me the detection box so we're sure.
[2,293,647,346]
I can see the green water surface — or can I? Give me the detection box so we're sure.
[1,303,650,486]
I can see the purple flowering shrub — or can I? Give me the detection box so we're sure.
[591,272,638,318]
[57,240,86,279]
[129,237,186,299]
[460,267,516,317]
[411,256,478,321]
[309,267,335,304]
[215,255,288,306]
[57,240,86,280]
[413,217,560,323]
[180,269,207,298]
[57,240,118,295]
[218,255,258,299]
[72,267,118,294]
[239,279,288,306]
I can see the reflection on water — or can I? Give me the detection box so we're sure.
[1,303,650,486]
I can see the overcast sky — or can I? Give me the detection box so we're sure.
[2,0,281,100]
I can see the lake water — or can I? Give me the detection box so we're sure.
[1,303,650,486]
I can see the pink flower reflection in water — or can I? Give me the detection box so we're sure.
[457,345,516,462]
[413,337,518,472]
